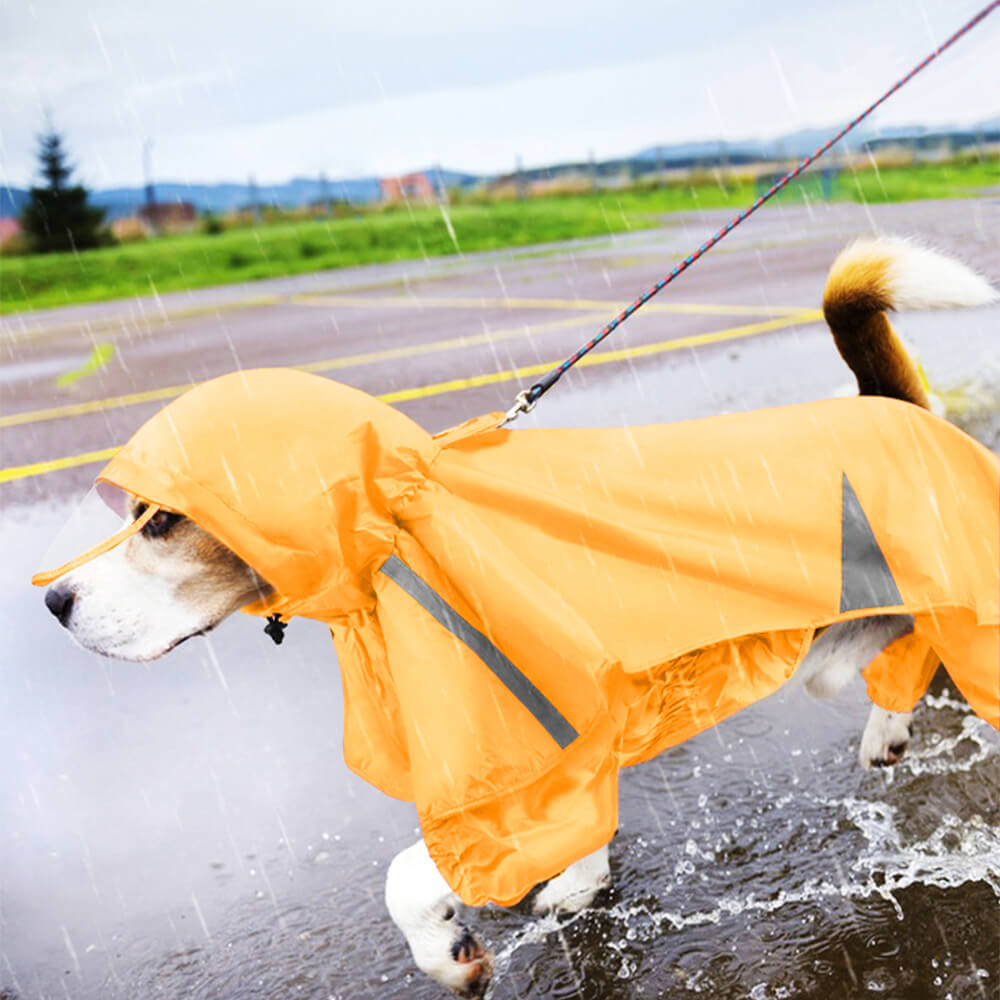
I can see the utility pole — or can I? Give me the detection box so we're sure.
[433,163,448,205]
[248,174,260,224]
[515,155,526,201]
[143,137,158,234]
[319,170,331,216]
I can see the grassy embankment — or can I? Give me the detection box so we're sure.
[1,158,995,316]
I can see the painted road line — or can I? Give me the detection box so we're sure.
[0,312,606,430]
[0,296,284,343]
[298,313,607,375]
[291,294,809,317]
[0,311,818,484]
[0,446,122,485]
[2,301,815,429]
[379,312,817,404]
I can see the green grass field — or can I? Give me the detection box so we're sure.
[1,158,996,315]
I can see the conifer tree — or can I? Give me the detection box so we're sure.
[21,126,106,253]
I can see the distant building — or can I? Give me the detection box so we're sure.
[110,216,150,241]
[0,217,21,247]
[380,172,437,204]
[138,200,197,233]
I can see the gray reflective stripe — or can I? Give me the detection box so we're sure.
[840,473,903,613]
[379,555,578,749]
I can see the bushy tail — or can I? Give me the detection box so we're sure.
[822,236,997,409]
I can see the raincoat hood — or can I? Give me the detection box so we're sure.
[97,370,436,621]
[36,369,1000,906]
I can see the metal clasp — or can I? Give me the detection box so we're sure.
[498,389,536,427]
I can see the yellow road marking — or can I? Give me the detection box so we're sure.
[0,310,819,484]
[55,342,116,388]
[0,446,122,484]
[1,296,284,343]
[1,297,814,430]
[299,312,606,374]
[291,293,808,317]
[1,383,199,429]
[0,312,606,429]
[379,312,817,403]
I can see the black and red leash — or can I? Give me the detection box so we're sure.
[501,0,999,424]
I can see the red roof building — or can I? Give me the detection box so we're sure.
[0,217,21,247]
[380,172,437,204]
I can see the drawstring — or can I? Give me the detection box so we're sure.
[31,502,161,587]
[264,614,288,645]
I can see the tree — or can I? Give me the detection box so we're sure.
[21,125,106,253]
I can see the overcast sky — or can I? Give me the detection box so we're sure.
[1,0,997,188]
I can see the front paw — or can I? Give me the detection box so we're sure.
[860,706,913,769]
[445,927,494,998]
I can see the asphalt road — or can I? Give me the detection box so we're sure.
[1,197,998,1000]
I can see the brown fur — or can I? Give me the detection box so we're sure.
[822,254,930,410]
[125,497,271,610]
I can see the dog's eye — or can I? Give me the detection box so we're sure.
[140,509,182,539]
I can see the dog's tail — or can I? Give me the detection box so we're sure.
[823,236,997,409]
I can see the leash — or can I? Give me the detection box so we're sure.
[500,0,999,425]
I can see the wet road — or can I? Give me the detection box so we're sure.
[1,198,999,999]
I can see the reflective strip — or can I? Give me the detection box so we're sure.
[379,555,578,748]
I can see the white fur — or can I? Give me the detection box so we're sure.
[56,529,216,661]
[860,706,913,769]
[836,236,998,310]
[51,514,265,662]
[531,843,610,915]
[798,616,914,700]
[385,840,492,998]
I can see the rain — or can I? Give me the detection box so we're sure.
[2,1,1000,998]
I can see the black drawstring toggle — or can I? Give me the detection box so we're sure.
[264,614,288,645]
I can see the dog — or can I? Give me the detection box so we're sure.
[41,236,997,997]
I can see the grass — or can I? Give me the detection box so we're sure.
[1,158,995,316]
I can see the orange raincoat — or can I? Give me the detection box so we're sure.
[35,370,1000,905]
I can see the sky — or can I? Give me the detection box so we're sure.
[1,0,998,189]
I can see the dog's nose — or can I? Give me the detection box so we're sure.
[44,585,75,626]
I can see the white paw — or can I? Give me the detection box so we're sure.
[429,926,494,999]
[532,844,611,915]
[385,840,494,997]
[860,705,913,769]
[395,901,494,997]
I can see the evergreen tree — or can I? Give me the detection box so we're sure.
[21,127,106,253]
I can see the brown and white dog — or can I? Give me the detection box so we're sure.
[40,236,997,998]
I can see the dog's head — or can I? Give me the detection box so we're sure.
[43,495,272,662]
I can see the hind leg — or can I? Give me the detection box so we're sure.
[799,615,915,699]
[531,843,611,915]
[797,615,917,769]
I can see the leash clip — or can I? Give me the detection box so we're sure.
[498,389,536,427]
